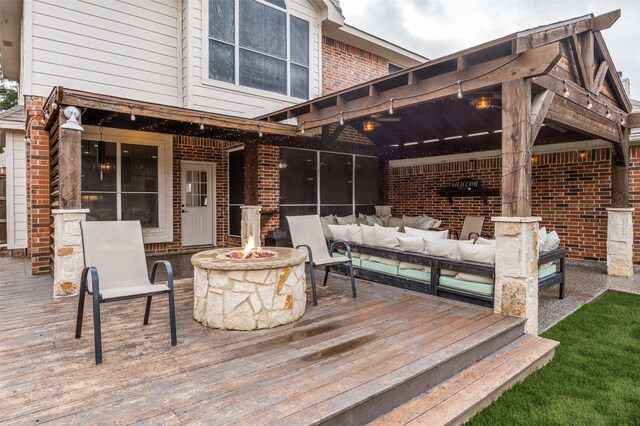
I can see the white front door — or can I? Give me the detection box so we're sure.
[181,162,215,246]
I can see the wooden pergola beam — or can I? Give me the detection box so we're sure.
[545,95,620,143]
[592,31,632,113]
[627,113,640,129]
[45,87,298,137]
[592,61,609,96]
[295,43,561,131]
[569,34,591,91]
[529,90,555,143]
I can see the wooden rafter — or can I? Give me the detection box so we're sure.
[529,90,555,144]
[628,113,640,129]
[569,34,591,91]
[592,31,632,112]
[592,61,609,96]
[545,95,619,143]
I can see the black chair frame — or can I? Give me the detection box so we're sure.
[75,260,177,364]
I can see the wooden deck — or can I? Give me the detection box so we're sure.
[0,257,527,425]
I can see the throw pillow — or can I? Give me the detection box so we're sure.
[475,237,496,246]
[336,214,357,225]
[360,214,384,226]
[396,233,426,270]
[386,216,404,231]
[424,239,463,276]
[370,224,401,266]
[405,227,449,240]
[320,215,336,239]
[359,224,376,260]
[542,230,560,252]
[327,224,349,241]
[538,226,547,253]
[456,243,495,284]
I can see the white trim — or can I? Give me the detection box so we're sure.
[176,0,183,107]
[0,121,24,130]
[20,0,34,98]
[389,139,630,168]
[184,0,194,108]
[181,160,217,246]
[81,126,173,244]
[4,129,28,249]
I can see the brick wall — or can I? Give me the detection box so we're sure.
[257,145,280,242]
[25,96,51,275]
[322,36,389,95]
[144,136,242,254]
[388,147,632,262]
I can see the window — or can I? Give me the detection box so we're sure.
[389,63,404,74]
[81,140,159,227]
[228,148,244,236]
[279,148,378,228]
[208,0,310,99]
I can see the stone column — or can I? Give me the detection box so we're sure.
[492,216,540,335]
[375,205,392,217]
[52,209,89,297]
[241,205,262,248]
[606,208,634,277]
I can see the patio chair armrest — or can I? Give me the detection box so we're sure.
[468,232,480,241]
[150,260,174,290]
[329,240,353,260]
[81,266,99,297]
[295,244,314,265]
[449,230,459,240]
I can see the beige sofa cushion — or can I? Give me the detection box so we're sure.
[424,239,472,276]
[396,233,426,270]
[402,215,433,231]
[336,214,357,225]
[475,237,496,246]
[359,224,376,260]
[327,224,350,241]
[456,243,495,284]
[370,224,400,266]
[385,216,404,231]
[405,227,449,240]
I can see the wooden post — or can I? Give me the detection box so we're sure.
[58,114,82,210]
[243,140,259,206]
[611,127,630,208]
[501,79,532,217]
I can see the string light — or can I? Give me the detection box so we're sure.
[389,99,394,115]
[258,125,263,138]
[52,101,57,110]
[301,122,305,134]
[339,111,344,125]
[562,80,570,97]
[457,81,463,99]
[130,106,136,121]
[606,105,612,119]
[199,116,205,130]
[586,94,593,109]
[621,114,626,126]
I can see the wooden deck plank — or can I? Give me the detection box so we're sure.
[0,257,520,425]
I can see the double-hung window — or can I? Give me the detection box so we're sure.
[208,0,310,99]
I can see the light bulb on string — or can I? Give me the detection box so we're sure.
[199,116,205,131]
[258,125,263,138]
[587,94,593,109]
[562,80,570,98]
[130,106,136,121]
[389,99,394,114]
[339,112,344,126]
[457,81,463,99]
[606,105,612,119]
[621,114,626,126]
[301,122,305,134]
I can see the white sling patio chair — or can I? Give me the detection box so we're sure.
[75,221,177,364]
[286,215,356,306]
[458,216,485,241]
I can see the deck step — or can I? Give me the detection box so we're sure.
[368,334,559,426]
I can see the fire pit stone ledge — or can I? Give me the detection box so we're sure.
[191,247,307,330]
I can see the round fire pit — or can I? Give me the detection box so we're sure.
[191,247,307,330]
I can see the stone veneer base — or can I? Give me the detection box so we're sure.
[191,247,307,330]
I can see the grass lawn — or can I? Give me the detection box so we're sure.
[467,291,640,425]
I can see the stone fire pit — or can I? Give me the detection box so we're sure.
[191,247,307,330]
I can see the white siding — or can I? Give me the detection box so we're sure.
[190,0,321,117]
[5,130,28,249]
[27,0,180,106]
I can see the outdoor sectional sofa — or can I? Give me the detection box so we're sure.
[327,240,565,308]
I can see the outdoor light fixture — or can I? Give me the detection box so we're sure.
[278,159,288,169]
[606,105,612,119]
[562,80,570,97]
[388,99,394,115]
[457,81,463,99]
[363,119,376,132]
[60,106,84,131]
[587,94,593,109]
[199,116,205,131]
[339,112,344,126]
[474,96,492,110]
[578,150,587,159]
[130,106,136,121]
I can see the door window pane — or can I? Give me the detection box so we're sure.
[320,152,352,205]
[122,194,159,227]
[185,169,207,207]
[209,40,235,83]
[239,49,287,94]
[121,144,158,192]
[239,0,286,58]
[290,63,308,99]
[209,0,234,43]
[355,156,379,205]
[279,148,316,205]
[290,16,309,66]
[81,140,117,192]
[82,193,117,221]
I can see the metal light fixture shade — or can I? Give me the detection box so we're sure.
[60,114,85,131]
[475,96,492,110]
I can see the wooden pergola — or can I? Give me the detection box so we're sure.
[261,10,638,217]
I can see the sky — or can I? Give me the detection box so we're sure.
[339,0,640,101]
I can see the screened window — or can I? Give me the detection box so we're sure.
[208,0,310,99]
[279,148,378,228]
[228,149,244,236]
[81,141,159,227]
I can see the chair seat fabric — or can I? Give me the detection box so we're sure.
[99,283,170,300]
